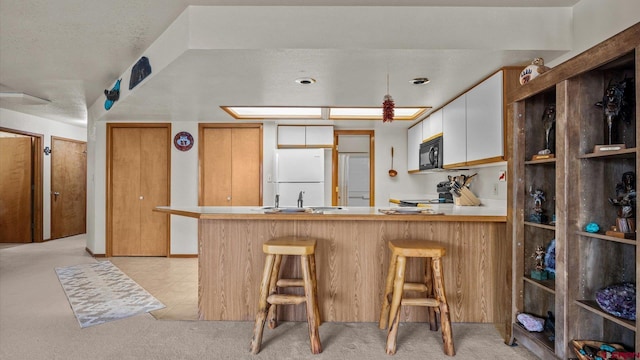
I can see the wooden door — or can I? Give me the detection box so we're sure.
[0,137,32,243]
[231,127,261,205]
[109,125,169,256]
[200,125,261,206]
[202,128,232,205]
[50,137,86,239]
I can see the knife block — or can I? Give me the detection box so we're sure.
[453,187,481,206]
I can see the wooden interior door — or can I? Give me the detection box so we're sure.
[202,128,232,205]
[231,127,261,205]
[50,137,86,239]
[200,125,262,206]
[0,137,32,243]
[109,125,169,256]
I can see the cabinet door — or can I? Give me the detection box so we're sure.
[466,71,503,162]
[422,109,443,141]
[277,126,305,146]
[305,126,333,147]
[443,95,466,166]
[407,122,422,171]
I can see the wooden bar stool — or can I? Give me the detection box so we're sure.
[250,236,322,354]
[378,239,455,356]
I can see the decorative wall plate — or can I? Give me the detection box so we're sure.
[174,131,194,151]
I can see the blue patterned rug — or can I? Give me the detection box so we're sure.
[55,261,165,328]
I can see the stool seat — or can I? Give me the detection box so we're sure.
[389,239,446,258]
[250,236,322,355]
[379,239,455,356]
[263,236,316,255]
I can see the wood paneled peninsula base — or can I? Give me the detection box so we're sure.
[155,206,510,339]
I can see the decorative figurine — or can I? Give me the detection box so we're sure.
[529,186,548,224]
[519,58,551,85]
[607,171,636,239]
[533,104,556,160]
[594,77,634,147]
[531,245,548,280]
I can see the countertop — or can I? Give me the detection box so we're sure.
[155,203,506,222]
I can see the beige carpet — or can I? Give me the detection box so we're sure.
[0,235,541,360]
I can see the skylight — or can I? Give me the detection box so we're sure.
[221,106,429,121]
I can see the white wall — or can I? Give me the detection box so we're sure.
[0,108,87,240]
[548,0,640,67]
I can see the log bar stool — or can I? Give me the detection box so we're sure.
[250,236,322,354]
[379,239,455,356]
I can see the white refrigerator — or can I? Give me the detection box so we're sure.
[274,149,325,207]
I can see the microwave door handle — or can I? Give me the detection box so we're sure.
[429,147,436,165]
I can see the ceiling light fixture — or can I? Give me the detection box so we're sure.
[295,77,316,85]
[410,77,430,85]
[382,73,394,123]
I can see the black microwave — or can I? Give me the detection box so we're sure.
[419,136,443,170]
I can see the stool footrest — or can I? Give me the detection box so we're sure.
[276,278,304,287]
[267,294,306,305]
[401,297,439,307]
[403,282,428,292]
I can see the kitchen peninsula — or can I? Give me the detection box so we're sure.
[156,205,511,337]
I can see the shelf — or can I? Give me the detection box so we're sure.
[523,275,556,293]
[578,147,637,159]
[524,221,556,231]
[512,322,557,359]
[576,231,637,246]
[525,158,557,165]
[575,300,636,331]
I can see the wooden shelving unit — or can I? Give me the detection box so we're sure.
[509,23,639,360]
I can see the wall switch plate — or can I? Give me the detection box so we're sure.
[492,183,499,196]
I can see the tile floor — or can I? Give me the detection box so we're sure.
[109,256,199,321]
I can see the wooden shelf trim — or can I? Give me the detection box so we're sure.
[574,300,636,331]
[523,275,556,293]
[524,221,556,231]
[578,147,637,159]
[525,158,557,165]
[576,231,637,246]
[512,322,557,358]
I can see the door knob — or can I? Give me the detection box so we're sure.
[226,196,231,201]
[139,196,144,200]
[52,191,60,200]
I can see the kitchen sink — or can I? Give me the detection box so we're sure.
[259,206,344,211]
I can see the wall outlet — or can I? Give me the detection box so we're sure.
[267,174,272,182]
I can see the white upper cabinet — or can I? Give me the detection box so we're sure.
[442,95,467,167]
[407,121,422,172]
[466,71,503,162]
[422,109,443,141]
[305,126,334,147]
[278,125,333,148]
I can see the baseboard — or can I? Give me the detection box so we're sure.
[85,247,106,258]
[169,254,198,258]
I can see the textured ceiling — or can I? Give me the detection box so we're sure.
[0,0,580,128]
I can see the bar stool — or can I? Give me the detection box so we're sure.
[378,239,455,356]
[250,236,322,354]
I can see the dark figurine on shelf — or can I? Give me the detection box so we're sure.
[609,171,636,218]
[595,77,634,145]
[543,311,555,342]
[540,104,556,155]
[529,186,548,224]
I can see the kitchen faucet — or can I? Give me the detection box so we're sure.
[275,194,279,208]
[297,191,304,208]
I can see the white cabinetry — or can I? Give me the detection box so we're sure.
[442,95,467,167]
[422,108,443,141]
[466,71,503,163]
[278,125,333,148]
[407,122,422,172]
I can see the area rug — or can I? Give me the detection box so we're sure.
[55,261,165,328]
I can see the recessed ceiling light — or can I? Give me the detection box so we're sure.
[410,78,430,85]
[295,77,316,85]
